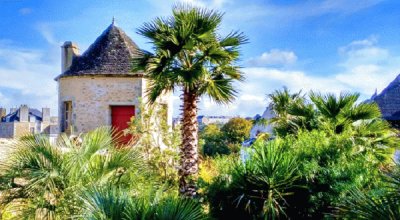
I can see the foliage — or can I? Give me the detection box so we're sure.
[207,140,302,219]
[127,101,181,187]
[131,4,247,196]
[200,117,252,157]
[80,186,209,220]
[200,124,229,156]
[268,89,392,137]
[206,128,397,219]
[268,89,398,164]
[131,5,247,105]
[335,163,400,219]
[0,127,152,219]
[221,117,253,144]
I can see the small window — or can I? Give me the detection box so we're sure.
[30,127,35,134]
[63,101,72,132]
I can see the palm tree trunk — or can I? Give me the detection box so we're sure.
[179,89,199,198]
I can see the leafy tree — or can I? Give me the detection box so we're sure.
[221,117,252,145]
[132,6,247,197]
[309,91,381,134]
[200,118,252,157]
[200,124,228,156]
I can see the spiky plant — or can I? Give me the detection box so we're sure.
[132,5,247,197]
[335,163,400,219]
[0,127,150,219]
[80,186,209,220]
[208,140,300,219]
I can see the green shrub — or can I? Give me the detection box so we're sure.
[207,140,303,219]
[206,129,394,219]
[200,117,253,157]
[80,186,209,220]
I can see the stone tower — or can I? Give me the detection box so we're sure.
[55,22,172,136]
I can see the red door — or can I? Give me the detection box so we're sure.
[111,106,135,144]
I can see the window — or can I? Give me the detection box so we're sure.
[63,101,72,132]
[30,127,35,134]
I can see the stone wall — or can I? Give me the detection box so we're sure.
[14,122,33,138]
[0,123,14,138]
[58,76,145,133]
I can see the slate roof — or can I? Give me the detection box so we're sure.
[1,108,43,122]
[55,23,141,80]
[371,74,400,120]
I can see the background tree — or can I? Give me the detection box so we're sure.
[200,118,252,157]
[200,124,228,156]
[132,6,247,197]
[221,117,252,153]
[221,117,252,144]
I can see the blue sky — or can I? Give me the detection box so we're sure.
[1,0,400,117]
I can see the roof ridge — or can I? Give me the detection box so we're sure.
[377,73,400,97]
[55,23,140,80]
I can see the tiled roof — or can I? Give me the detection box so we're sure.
[1,108,43,122]
[55,23,141,80]
[371,74,400,120]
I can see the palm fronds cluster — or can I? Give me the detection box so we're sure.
[0,127,205,219]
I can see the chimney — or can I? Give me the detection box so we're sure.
[42,107,50,122]
[0,108,6,120]
[18,105,29,122]
[61,41,79,73]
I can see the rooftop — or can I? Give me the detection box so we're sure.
[371,74,400,120]
[1,108,43,123]
[55,22,141,80]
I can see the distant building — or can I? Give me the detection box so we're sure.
[54,21,172,143]
[197,115,234,127]
[249,104,275,138]
[368,74,400,128]
[0,105,59,140]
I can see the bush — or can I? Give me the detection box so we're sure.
[200,124,229,156]
[80,186,209,220]
[221,117,253,145]
[207,140,303,219]
[206,129,393,219]
[200,118,253,157]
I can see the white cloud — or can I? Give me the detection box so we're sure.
[334,38,400,95]
[178,0,227,8]
[0,42,58,114]
[187,37,400,117]
[35,23,60,46]
[19,8,32,15]
[248,49,297,66]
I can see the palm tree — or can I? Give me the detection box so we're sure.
[132,6,247,197]
[267,88,306,136]
[309,91,382,134]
